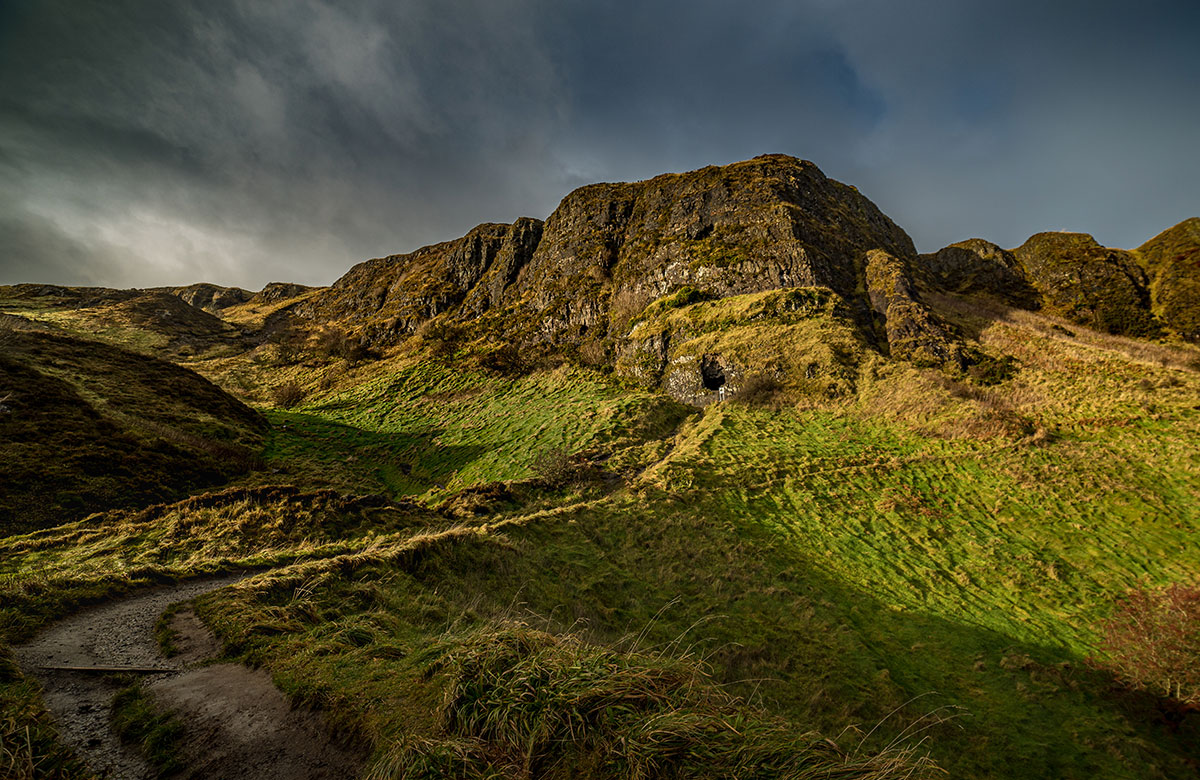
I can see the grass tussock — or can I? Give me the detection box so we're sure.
[367,621,937,780]
[111,683,185,776]
[0,647,93,780]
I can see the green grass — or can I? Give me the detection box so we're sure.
[183,319,1200,779]
[111,683,184,776]
[257,361,689,502]
[191,415,1200,777]
[2,290,1200,778]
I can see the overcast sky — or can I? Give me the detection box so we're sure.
[1,0,1197,289]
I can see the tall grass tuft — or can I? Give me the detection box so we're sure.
[366,621,938,779]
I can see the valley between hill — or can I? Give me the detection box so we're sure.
[2,155,1199,779]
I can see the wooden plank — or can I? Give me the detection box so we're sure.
[40,665,177,674]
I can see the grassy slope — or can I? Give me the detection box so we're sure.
[202,300,1199,778]
[3,291,1200,777]
[253,360,689,502]
[0,331,267,533]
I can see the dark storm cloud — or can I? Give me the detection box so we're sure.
[0,0,1197,288]
[0,0,570,287]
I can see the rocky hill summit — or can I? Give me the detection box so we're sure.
[10,156,1193,407]
[290,154,1199,404]
[299,155,966,403]
[921,220,1200,342]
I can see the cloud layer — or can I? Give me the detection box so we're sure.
[1,0,1197,288]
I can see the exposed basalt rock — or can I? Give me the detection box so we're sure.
[253,282,314,304]
[664,353,742,406]
[170,283,252,312]
[918,239,1038,307]
[299,218,543,345]
[865,250,966,369]
[509,154,915,344]
[1135,218,1200,342]
[1012,232,1161,338]
[293,155,971,399]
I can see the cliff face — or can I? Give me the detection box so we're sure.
[507,155,916,343]
[299,218,544,345]
[299,155,958,401]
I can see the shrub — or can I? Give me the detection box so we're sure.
[272,382,306,409]
[530,446,578,486]
[476,342,528,376]
[577,338,609,368]
[530,446,602,488]
[416,319,463,358]
[266,325,308,365]
[1097,583,1200,706]
[315,327,380,364]
[965,352,1019,386]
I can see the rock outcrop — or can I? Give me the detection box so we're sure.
[918,239,1038,307]
[298,219,543,345]
[1012,232,1161,338]
[252,282,315,304]
[921,219,1200,343]
[504,155,916,345]
[297,155,965,401]
[170,283,252,312]
[1135,218,1200,342]
[865,250,966,368]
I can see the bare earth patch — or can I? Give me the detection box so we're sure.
[16,576,362,779]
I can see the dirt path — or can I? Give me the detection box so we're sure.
[15,576,361,780]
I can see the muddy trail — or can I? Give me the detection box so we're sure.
[15,576,362,780]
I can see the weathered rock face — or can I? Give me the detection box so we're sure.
[301,154,947,345]
[918,239,1038,307]
[509,154,916,343]
[253,282,314,304]
[866,250,966,368]
[1011,232,1161,337]
[296,154,970,402]
[1135,218,1200,343]
[299,219,543,345]
[171,283,252,312]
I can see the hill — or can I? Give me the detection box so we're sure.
[0,327,267,533]
[297,156,968,401]
[921,219,1200,343]
[2,155,1199,780]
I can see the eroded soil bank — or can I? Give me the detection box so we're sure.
[15,576,362,779]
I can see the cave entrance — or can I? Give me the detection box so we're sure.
[700,355,726,391]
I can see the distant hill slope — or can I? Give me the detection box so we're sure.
[1136,217,1200,341]
[921,219,1200,342]
[0,329,267,533]
[0,283,248,360]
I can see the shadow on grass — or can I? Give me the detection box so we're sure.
[262,411,487,497]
